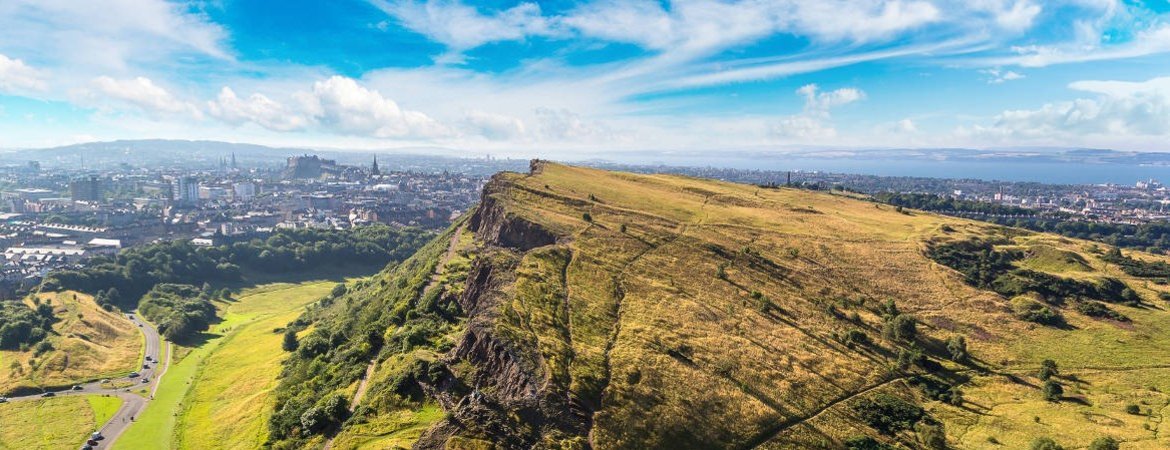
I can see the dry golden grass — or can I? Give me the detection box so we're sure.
[0,291,139,394]
[459,163,1170,449]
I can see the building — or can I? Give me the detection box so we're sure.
[70,175,104,202]
[284,155,336,179]
[233,181,257,201]
[174,176,199,206]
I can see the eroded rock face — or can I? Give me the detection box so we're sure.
[471,194,556,252]
[415,174,588,449]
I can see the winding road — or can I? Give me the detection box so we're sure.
[2,312,168,449]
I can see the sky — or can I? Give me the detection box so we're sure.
[0,0,1169,156]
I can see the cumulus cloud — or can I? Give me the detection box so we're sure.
[0,54,46,93]
[965,76,1170,141]
[207,87,308,132]
[772,84,865,140]
[87,76,198,117]
[462,110,527,140]
[299,76,451,139]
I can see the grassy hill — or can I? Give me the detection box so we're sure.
[0,291,140,394]
[270,162,1170,450]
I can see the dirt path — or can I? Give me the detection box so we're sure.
[323,224,466,450]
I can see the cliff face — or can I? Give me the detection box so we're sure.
[367,162,1170,450]
[416,169,590,449]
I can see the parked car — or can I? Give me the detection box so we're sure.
[142,364,150,369]
[128,372,139,378]
[41,391,54,397]
[0,396,8,403]
[141,378,150,384]
[71,385,83,391]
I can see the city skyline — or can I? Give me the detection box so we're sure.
[1,1,1169,154]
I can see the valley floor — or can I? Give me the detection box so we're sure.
[113,280,338,450]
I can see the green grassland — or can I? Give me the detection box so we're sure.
[0,291,140,394]
[114,281,337,450]
[374,163,1170,449]
[0,394,121,449]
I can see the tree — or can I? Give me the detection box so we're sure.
[1031,437,1064,450]
[916,422,947,450]
[946,335,968,361]
[853,394,924,434]
[1088,437,1120,450]
[883,314,918,342]
[331,283,347,298]
[282,329,299,352]
[1043,380,1064,401]
[1039,359,1059,380]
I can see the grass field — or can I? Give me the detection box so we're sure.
[114,280,338,450]
[383,163,1170,449]
[0,291,140,394]
[329,403,444,450]
[0,394,121,449]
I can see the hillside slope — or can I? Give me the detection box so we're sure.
[273,162,1170,450]
[0,291,140,394]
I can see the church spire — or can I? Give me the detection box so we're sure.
[371,155,380,175]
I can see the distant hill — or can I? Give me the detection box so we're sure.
[0,139,529,175]
[268,162,1170,449]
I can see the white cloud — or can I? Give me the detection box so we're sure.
[0,54,46,93]
[772,115,838,139]
[462,110,527,140]
[87,76,198,117]
[0,0,228,72]
[798,84,866,113]
[893,118,919,133]
[981,68,1025,83]
[207,87,308,132]
[372,0,559,59]
[772,84,865,140]
[966,76,1170,142]
[534,108,616,142]
[299,76,452,139]
[968,0,1042,32]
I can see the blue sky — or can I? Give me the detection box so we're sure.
[0,0,1169,155]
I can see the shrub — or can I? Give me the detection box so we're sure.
[1031,437,1064,450]
[1074,301,1128,321]
[1039,359,1059,381]
[946,335,968,361]
[853,394,924,434]
[1043,380,1064,401]
[882,314,918,341]
[1088,436,1120,450]
[843,329,870,348]
[582,212,593,222]
[843,437,894,450]
[1125,404,1141,415]
[1012,297,1064,326]
[281,329,299,352]
[331,283,347,298]
[916,422,946,450]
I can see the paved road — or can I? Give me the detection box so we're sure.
[1,312,166,449]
